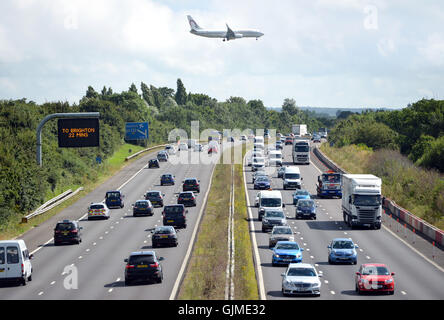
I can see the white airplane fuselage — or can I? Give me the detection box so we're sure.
[190,29,264,40]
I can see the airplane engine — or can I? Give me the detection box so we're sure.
[234,33,243,39]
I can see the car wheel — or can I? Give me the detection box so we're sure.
[356,284,361,295]
[152,243,157,248]
[389,290,395,295]
[27,274,32,282]
[22,276,28,286]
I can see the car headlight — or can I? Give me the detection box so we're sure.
[274,254,280,258]
[296,253,301,258]
[360,279,367,284]
[385,279,393,284]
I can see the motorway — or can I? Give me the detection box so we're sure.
[0,143,230,300]
[244,142,444,300]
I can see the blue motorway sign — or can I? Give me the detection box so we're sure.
[125,122,149,140]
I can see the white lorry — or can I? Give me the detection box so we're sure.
[341,174,382,230]
[292,139,310,165]
[292,124,307,137]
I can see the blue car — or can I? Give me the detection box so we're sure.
[327,238,358,265]
[254,176,271,190]
[272,241,304,266]
[160,173,175,186]
[292,189,311,205]
[295,199,316,220]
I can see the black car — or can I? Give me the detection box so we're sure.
[160,174,175,186]
[162,204,187,228]
[133,200,154,217]
[124,251,164,285]
[105,190,124,208]
[54,220,82,245]
[183,178,200,193]
[151,226,178,248]
[145,191,164,207]
[148,159,160,168]
[177,192,197,207]
[254,176,271,190]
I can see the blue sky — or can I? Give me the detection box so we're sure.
[0,0,443,108]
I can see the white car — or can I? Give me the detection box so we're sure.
[281,263,322,297]
[88,203,110,220]
[165,145,176,155]
[179,143,188,151]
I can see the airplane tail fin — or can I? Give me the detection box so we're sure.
[187,15,202,30]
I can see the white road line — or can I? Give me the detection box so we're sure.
[366,256,371,260]
[38,291,44,296]
[50,281,56,285]
[401,291,407,295]
[330,290,336,295]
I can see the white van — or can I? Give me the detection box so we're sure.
[268,150,283,167]
[0,240,33,285]
[254,136,265,144]
[254,142,265,151]
[257,190,285,220]
[283,166,303,190]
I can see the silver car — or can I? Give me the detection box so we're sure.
[281,263,322,297]
[269,226,294,248]
[262,209,287,232]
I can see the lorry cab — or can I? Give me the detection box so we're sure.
[317,170,342,198]
[105,190,124,209]
[292,139,310,165]
[0,240,33,285]
[341,174,382,229]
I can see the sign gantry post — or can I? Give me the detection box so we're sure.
[36,112,100,167]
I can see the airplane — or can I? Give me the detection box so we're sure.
[187,15,264,41]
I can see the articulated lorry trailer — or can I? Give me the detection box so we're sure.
[292,124,307,137]
[342,174,382,230]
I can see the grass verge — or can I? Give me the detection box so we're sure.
[179,143,259,300]
[0,143,164,240]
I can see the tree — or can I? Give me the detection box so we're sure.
[282,98,299,116]
[85,86,99,99]
[175,78,187,106]
[141,82,155,106]
[129,83,138,94]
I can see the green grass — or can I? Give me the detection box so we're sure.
[179,142,259,300]
[0,142,164,240]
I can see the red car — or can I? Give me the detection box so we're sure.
[355,263,395,295]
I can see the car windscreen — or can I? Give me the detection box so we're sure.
[296,190,310,196]
[180,193,194,199]
[287,268,316,277]
[56,223,75,231]
[106,192,120,199]
[135,202,149,208]
[146,192,161,198]
[332,241,354,249]
[184,180,197,184]
[128,255,155,265]
[285,173,300,179]
[273,228,292,235]
[298,201,314,208]
[362,266,390,276]
[154,227,174,235]
[270,154,282,159]
[164,206,184,215]
[90,205,105,210]
[256,177,269,182]
[261,198,282,207]
[265,211,284,218]
[276,243,299,250]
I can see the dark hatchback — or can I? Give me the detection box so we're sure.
[162,205,187,228]
[152,226,178,247]
[133,200,154,217]
[145,191,164,207]
[105,190,124,208]
[124,251,164,285]
[54,220,82,245]
[148,159,160,168]
[183,178,200,193]
[177,192,197,207]
[254,176,271,190]
[160,174,175,186]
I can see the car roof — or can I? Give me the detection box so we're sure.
[259,190,282,197]
[90,202,106,206]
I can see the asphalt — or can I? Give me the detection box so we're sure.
[244,143,444,300]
